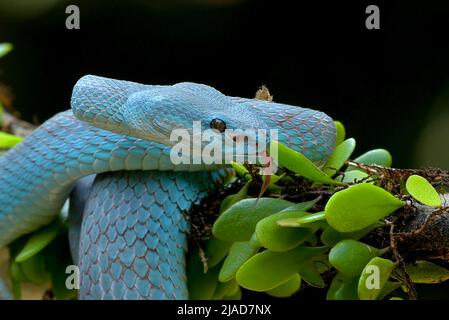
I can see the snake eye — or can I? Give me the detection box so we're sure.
[210,118,227,133]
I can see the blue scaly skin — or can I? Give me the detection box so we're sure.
[0,75,336,299]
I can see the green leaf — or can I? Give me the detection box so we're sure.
[19,252,50,285]
[10,261,27,282]
[0,43,13,58]
[327,273,359,300]
[349,149,393,169]
[358,257,396,300]
[213,198,294,241]
[42,236,76,300]
[272,141,342,185]
[298,260,326,287]
[218,235,260,282]
[187,250,221,300]
[305,233,318,246]
[405,175,442,207]
[15,220,60,263]
[0,132,24,148]
[406,261,449,284]
[336,170,369,184]
[266,274,302,297]
[278,198,320,213]
[222,286,242,300]
[256,211,315,252]
[205,237,233,269]
[325,183,404,232]
[277,211,326,228]
[236,246,327,291]
[212,279,238,300]
[323,138,356,177]
[329,240,386,277]
[230,162,251,180]
[266,174,282,192]
[377,281,402,300]
[320,223,382,246]
[334,121,346,146]
[219,181,250,214]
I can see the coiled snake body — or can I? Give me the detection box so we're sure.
[0,75,336,299]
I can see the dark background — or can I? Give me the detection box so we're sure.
[1,0,449,169]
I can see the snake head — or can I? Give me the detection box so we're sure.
[72,75,270,166]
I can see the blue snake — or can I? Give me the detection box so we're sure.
[0,75,336,299]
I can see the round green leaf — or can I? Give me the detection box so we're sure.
[327,273,359,300]
[236,246,327,292]
[222,286,242,300]
[325,183,404,232]
[272,141,342,185]
[213,198,294,241]
[205,237,233,269]
[405,174,441,207]
[320,223,381,246]
[406,261,449,284]
[298,259,326,287]
[0,132,23,148]
[15,220,60,263]
[212,279,238,300]
[323,138,356,177]
[329,240,385,277]
[358,257,396,300]
[349,149,392,169]
[277,211,326,228]
[218,236,260,282]
[266,274,301,297]
[256,211,314,252]
[336,170,369,184]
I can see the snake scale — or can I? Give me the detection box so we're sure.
[0,75,336,299]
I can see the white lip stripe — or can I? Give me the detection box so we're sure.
[168,121,278,173]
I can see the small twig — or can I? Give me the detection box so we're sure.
[1,110,36,137]
[387,220,417,300]
[198,247,209,273]
[397,206,449,239]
